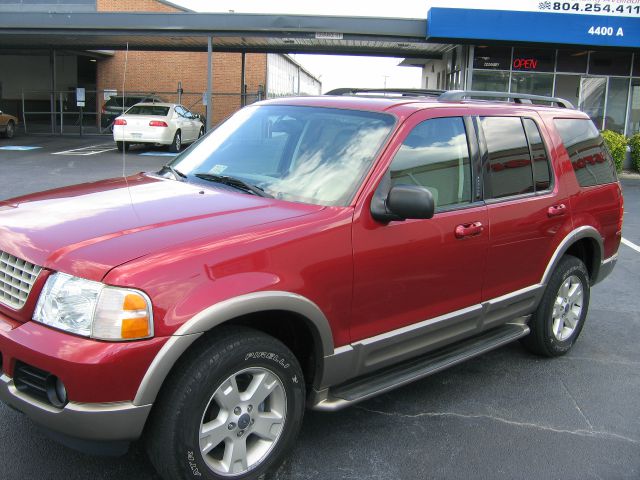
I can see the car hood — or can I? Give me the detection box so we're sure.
[0,174,322,281]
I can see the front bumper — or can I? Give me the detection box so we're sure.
[0,374,151,442]
[0,312,167,443]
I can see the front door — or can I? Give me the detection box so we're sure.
[351,112,488,345]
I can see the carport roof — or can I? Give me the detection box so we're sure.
[0,12,451,58]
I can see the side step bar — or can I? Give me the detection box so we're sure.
[311,323,529,411]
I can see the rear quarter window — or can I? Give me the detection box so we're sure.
[554,118,617,187]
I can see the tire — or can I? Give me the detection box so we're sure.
[521,255,590,357]
[198,127,205,138]
[146,326,305,480]
[170,130,182,152]
[116,141,129,152]
[5,120,15,139]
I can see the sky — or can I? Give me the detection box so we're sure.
[171,0,435,92]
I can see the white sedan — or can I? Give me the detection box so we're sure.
[113,103,205,152]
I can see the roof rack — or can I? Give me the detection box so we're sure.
[325,88,445,98]
[439,90,574,109]
[325,87,574,109]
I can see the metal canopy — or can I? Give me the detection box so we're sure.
[0,12,451,58]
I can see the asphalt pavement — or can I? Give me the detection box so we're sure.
[0,134,638,480]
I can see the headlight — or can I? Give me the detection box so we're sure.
[33,273,153,341]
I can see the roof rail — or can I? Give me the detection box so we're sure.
[325,88,445,98]
[438,90,574,109]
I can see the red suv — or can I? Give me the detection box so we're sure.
[0,89,623,479]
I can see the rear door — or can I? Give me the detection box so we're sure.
[351,112,488,344]
[479,115,573,308]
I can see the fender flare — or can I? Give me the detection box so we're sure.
[133,291,334,406]
[541,226,603,286]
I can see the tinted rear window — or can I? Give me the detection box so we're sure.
[554,118,617,187]
[481,116,534,198]
[126,105,170,116]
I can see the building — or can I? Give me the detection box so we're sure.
[0,0,321,133]
[403,5,639,136]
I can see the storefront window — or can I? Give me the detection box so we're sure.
[511,73,554,96]
[556,49,589,73]
[512,47,555,72]
[473,46,511,70]
[628,79,640,136]
[605,78,629,134]
[633,55,640,77]
[472,70,509,92]
[589,51,632,76]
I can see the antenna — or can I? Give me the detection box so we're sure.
[121,42,129,178]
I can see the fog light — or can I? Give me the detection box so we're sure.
[46,376,68,408]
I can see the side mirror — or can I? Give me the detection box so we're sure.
[371,183,435,223]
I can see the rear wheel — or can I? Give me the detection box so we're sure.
[170,130,182,152]
[521,255,590,357]
[146,327,305,480]
[116,141,129,152]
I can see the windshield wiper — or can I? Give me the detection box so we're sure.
[194,173,273,198]
[159,164,187,181]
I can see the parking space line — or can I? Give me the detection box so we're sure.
[622,237,640,254]
[52,144,116,156]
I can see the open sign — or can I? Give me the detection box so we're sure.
[513,58,538,70]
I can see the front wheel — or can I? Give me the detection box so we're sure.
[521,255,591,357]
[146,327,305,480]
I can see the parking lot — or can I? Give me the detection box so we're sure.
[0,134,639,480]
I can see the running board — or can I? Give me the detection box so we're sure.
[311,323,529,411]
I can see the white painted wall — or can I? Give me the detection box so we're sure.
[266,54,321,97]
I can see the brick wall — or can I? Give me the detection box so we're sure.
[96,0,267,124]
[97,0,180,13]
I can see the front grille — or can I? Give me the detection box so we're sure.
[14,361,50,405]
[0,251,42,310]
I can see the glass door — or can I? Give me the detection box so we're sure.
[579,77,607,130]
[554,74,580,108]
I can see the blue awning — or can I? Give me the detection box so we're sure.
[427,7,639,49]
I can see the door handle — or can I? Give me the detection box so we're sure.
[455,222,484,239]
[547,204,567,218]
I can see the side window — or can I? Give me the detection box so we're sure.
[389,117,472,210]
[523,118,552,191]
[554,118,617,187]
[175,106,186,117]
[481,117,533,199]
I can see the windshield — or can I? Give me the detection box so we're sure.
[169,105,395,206]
